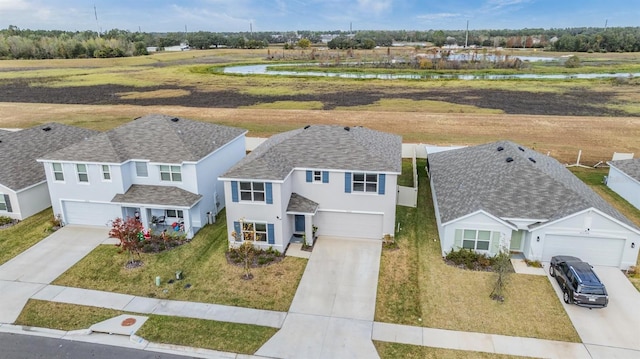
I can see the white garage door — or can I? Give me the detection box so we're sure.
[314,211,383,239]
[542,234,625,267]
[63,201,122,226]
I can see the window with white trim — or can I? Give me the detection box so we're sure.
[102,165,111,180]
[242,222,267,242]
[353,173,377,193]
[135,162,148,177]
[52,163,64,181]
[313,170,322,182]
[240,182,265,202]
[463,230,491,251]
[160,165,182,182]
[76,164,88,183]
[0,194,6,211]
[165,209,184,218]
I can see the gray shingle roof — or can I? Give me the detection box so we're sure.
[286,193,319,214]
[609,158,640,182]
[0,123,98,191]
[222,125,402,180]
[429,140,637,229]
[111,185,202,207]
[41,114,246,163]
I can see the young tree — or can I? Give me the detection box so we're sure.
[297,38,311,49]
[490,249,512,302]
[230,219,256,279]
[109,217,144,266]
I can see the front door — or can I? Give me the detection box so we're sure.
[295,215,305,232]
[510,230,524,252]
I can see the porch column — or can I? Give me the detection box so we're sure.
[304,215,313,246]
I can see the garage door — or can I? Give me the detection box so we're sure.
[542,234,625,267]
[63,201,122,226]
[313,211,383,239]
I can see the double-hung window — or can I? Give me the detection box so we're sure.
[101,165,111,180]
[52,163,64,181]
[353,173,378,193]
[242,222,267,242]
[0,195,6,211]
[160,165,182,182]
[313,170,322,182]
[135,162,148,177]
[240,182,265,202]
[76,164,88,183]
[165,209,184,218]
[463,230,491,251]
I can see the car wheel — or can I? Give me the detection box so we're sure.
[549,265,555,277]
[563,290,571,304]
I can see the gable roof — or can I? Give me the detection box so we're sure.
[41,114,247,164]
[111,185,202,208]
[222,125,402,180]
[428,140,637,229]
[0,123,98,191]
[609,158,640,183]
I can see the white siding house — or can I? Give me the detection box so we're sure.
[0,123,98,220]
[220,125,402,253]
[38,115,246,238]
[429,141,640,269]
[607,159,640,210]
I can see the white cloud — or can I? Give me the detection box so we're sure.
[357,0,393,15]
[0,0,30,11]
[416,13,461,21]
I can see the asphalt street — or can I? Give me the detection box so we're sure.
[0,332,195,359]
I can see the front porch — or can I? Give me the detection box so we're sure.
[286,193,319,247]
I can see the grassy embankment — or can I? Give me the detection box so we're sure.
[0,209,54,265]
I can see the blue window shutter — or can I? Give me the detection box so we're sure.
[231,181,238,202]
[4,194,12,213]
[322,171,329,183]
[306,170,312,182]
[267,223,275,244]
[344,172,352,193]
[266,182,273,204]
[233,221,241,238]
[378,174,386,195]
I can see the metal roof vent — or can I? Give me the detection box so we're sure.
[506,157,514,163]
[170,117,179,122]
[304,125,310,129]
[497,146,504,151]
[344,126,350,131]
[133,116,141,120]
[42,126,52,132]
[529,157,537,163]
[518,146,525,152]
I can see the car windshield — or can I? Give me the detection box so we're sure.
[580,286,606,295]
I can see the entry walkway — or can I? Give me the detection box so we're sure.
[257,236,382,359]
[0,225,110,323]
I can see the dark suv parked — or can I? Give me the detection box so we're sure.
[549,255,608,308]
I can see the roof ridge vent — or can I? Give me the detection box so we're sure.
[170,117,179,122]
[518,146,525,152]
[497,146,504,151]
[344,126,350,131]
[42,126,52,132]
[529,157,537,163]
[506,157,514,163]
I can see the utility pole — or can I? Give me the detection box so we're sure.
[250,22,253,38]
[604,19,608,30]
[465,20,469,48]
[94,4,101,37]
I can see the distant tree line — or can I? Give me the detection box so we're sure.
[1,25,639,59]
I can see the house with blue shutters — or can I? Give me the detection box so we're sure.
[219,125,402,252]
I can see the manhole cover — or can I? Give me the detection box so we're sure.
[121,317,137,327]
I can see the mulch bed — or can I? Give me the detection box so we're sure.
[0,219,20,230]
[225,249,285,268]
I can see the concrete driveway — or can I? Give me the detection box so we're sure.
[0,225,110,323]
[257,236,382,359]
[546,264,640,356]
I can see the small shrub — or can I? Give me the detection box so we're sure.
[524,259,543,268]
[627,266,637,276]
[446,248,492,270]
[565,55,580,68]
[0,216,13,226]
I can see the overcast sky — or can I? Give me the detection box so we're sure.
[1,0,638,33]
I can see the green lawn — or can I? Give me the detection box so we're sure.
[15,300,276,354]
[375,159,580,342]
[53,211,307,312]
[0,208,55,265]
[374,342,536,359]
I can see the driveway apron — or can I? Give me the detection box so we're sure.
[0,225,110,323]
[257,236,382,359]
[546,264,640,356]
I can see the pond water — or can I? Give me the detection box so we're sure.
[223,61,640,81]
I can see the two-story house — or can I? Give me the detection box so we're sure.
[219,125,402,252]
[0,123,98,220]
[38,114,246,238]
